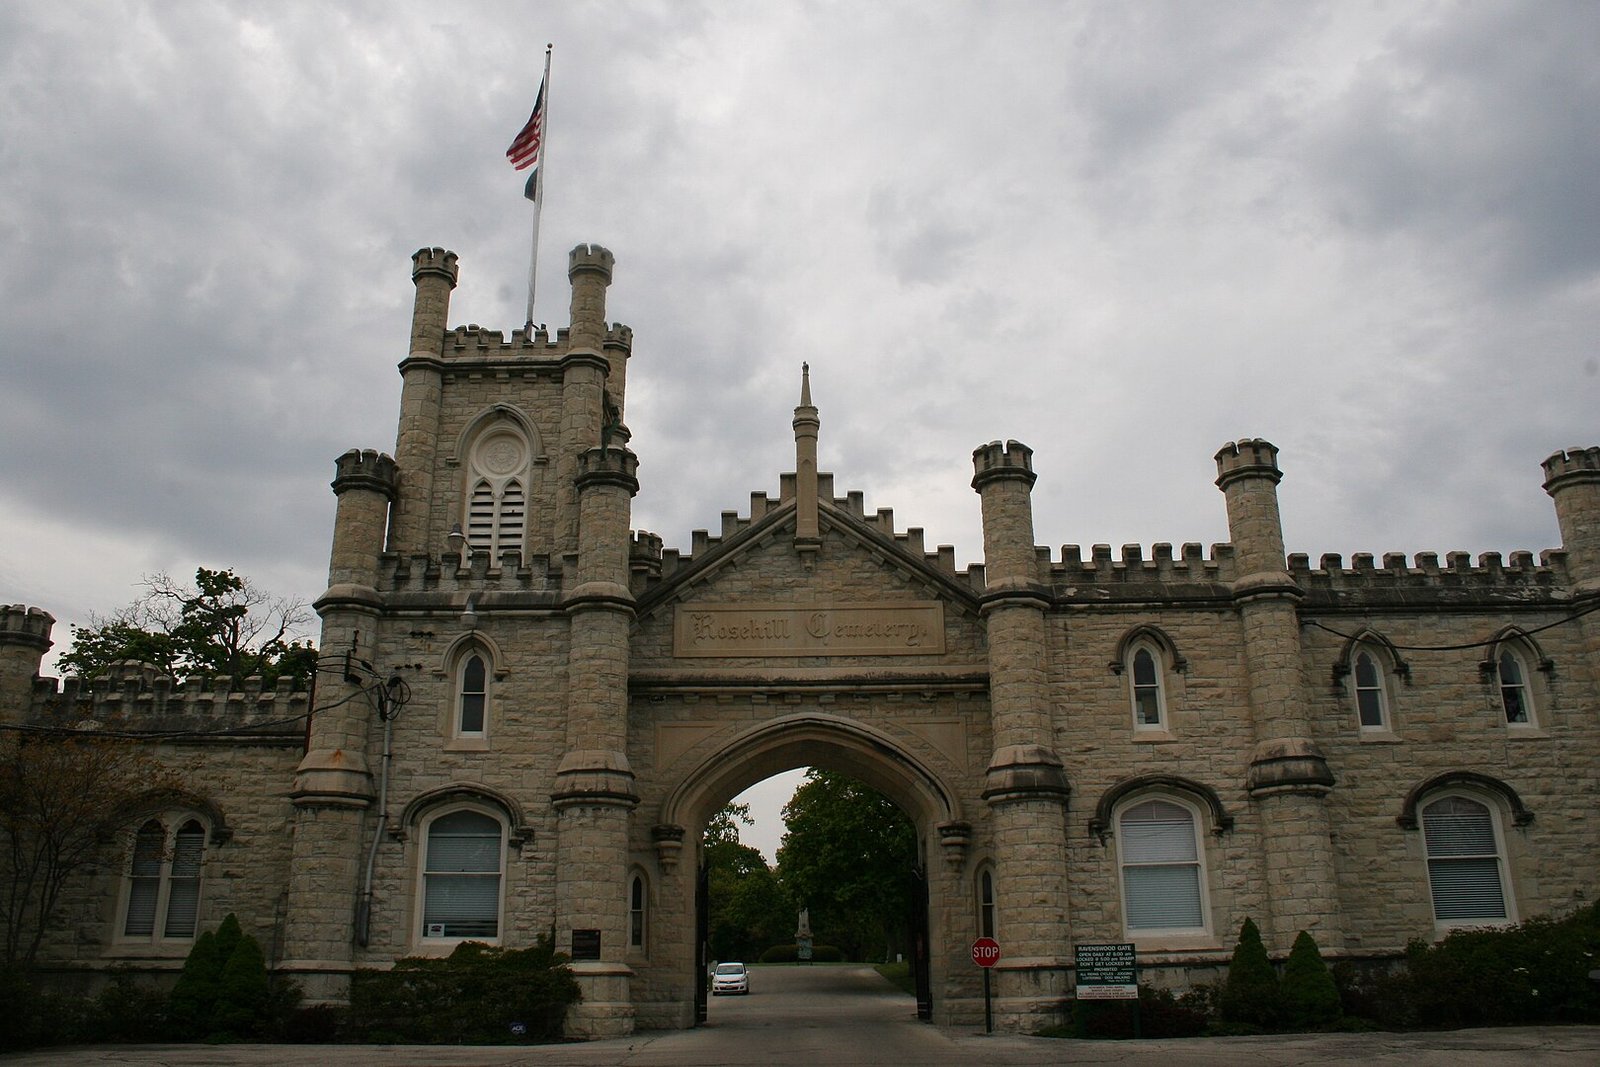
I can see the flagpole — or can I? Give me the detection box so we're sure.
[524,44,552,330]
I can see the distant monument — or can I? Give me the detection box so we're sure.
[795,908,813,962]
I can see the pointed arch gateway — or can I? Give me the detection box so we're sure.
[654,713,967,1027]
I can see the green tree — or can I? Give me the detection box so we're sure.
[1219,917,1281,1029]
[775,771,917,962]
[0,734,184,968]
[58,568,314,686]
[703,803,792,961]
[1281,929,1341,1030]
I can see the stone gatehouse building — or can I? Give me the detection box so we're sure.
[3,243,1598,1036]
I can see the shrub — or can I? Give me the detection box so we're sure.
[1064,984,1210,1039]
[348,938,580,1044]
[167,928,226,1037]
[1219,917,1281,1030]
[90,971,170,1042]
[1332,959,1417,1030]
[277,1003,345,1044]
[212,934,271,1039]
[1281,930,1341,1030]
[1405,901,1600,1028]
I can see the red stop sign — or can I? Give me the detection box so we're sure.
[972,937,1002,968]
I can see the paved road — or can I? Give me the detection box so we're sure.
[9,964,1600,1066]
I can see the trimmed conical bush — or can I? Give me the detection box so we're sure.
[1281,930,1341,1029]
[1219,917,1281,1029]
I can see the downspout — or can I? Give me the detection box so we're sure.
[356,677,399,947]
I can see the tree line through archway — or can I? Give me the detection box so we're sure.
[704,770,919,965]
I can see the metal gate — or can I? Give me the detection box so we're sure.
[910,864,932,1021]
[695,860,710,1024]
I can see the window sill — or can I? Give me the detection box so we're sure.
[1357,728,1400,743]
[1126,933,1223,954]
[444,737,491,753]
[1505,725,1547,740]
[103,940,196,960]
[1132,729,1177,744]
[411,937,502,957]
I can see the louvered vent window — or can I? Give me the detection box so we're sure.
[498,481,525,554]
[464,425,531,560]
[422,810,503,939]
[1119,799,1205,932]
[123,821,165,936]
[164,821,205,937]
[1423,796,1509,924]
[467,481,496,552]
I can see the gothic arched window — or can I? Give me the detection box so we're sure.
[1497,649,1535,726]
[464,424,530,559]
[419,807,505,942]
[1128,643,1166,730]
[1421,794,1513,927]
[121,816,207,941]
[456,652,489,739]
[1117,797,1208,935]
[1352,648,1391,730]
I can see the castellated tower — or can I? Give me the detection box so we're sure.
[279,243,639,1029]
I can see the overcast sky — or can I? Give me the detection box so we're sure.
[3,1,1596,861]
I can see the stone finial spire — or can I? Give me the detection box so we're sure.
[794,363,821,557]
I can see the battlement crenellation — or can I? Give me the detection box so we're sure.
[25,664,309,739]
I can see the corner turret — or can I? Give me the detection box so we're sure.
[1543,446,1600,593]
[971,440,1045,599]
[1214,439,1290,583]
[391,247,460,552]
[0,605,54,723]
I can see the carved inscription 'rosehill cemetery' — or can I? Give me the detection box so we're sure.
[673,602,946,657]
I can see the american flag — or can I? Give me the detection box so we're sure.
[506,80,544,172]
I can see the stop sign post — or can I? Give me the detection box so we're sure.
[972,938,1001,1032]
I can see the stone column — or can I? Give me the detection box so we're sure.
[0,605,52,724]
[1215,439,1341,951]
[389,248,458,554]
[971,440,1071,1031]
[282,449,396,999]
[553,444,640,1038]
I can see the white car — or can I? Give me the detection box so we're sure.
[712,961,750,995]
